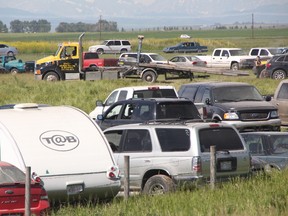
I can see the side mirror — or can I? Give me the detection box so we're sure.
[265,95,272,101]
[97,114,103,121]
[205,98,211,105]
[96,100,104,107]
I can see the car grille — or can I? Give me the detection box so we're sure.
[240,112,269,121]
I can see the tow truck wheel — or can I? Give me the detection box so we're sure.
[142,71,157,83]
[43,72,59,81]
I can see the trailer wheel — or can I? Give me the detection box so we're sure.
[142,71,157,83]
[43,72,59,81]
[143,175,175,195]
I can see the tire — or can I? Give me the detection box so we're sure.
[231,63,239,71]
[96,48,104,55]
[43,72,59,81]
[7,51,14,56]
[143,175,175,195]
[272,69,286,80]
[142,71,157,83]
[10,68,19,74]
[120,49,128,53]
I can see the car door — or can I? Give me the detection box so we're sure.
[108,40,121,53]
[105,129,153,189]
[273,81,288,125]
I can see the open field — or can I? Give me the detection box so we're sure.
[1,29,288,215]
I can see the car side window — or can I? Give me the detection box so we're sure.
[214,50,221,56]
[104,130,123,152]
[121,104,135,119]
[277,83,288,99]
[122,130,152,152]
[105,104,122,119]
[114,41,121,46]
[179,86,198,101]
[260,49,269,56]
[105,91,119,106]
[118,90,128,101]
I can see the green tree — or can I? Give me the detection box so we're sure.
[0,21,8,33]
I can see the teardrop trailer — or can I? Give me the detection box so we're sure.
[0,103,121,202]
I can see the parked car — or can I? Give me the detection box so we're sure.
[0,44,18,56]
[96,98,202,130]
[178,81,281,132]
[241,131,288,171]
[266,54,288,79]
[88,40,131,54]
[104,121,251,194]
[270,79,288,125]
[163,42,208,53]
[0,161,50,215]
[0,55,26,73]
[0,103,121,202]
[118,52,172,66]
[89,85,178,120]
[180,34,191,39]
[169,55,207,67]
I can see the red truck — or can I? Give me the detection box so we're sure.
[83,52,118,71]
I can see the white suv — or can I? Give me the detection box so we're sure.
[88,40,131,54]
[104,121,251,194]
[89,85,178,119]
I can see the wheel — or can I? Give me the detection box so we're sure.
[43,72,59,81]
[143,175,175,195]
[96,48,104,55]
[272,70,286,80]
[120,49,127,53]
[10,68,19,74]
[231,63,239,71]
[7,51,14,56]
[142,71,157,83]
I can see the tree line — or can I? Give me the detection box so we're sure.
[0,19,118,33]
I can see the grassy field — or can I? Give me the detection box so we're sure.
[1,29,288,215]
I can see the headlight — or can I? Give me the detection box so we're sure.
[223,112,239,120]
[270,110,279,118]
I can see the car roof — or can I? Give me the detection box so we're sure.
[241,131,288,136]
[113,85,176,91]
[180,81,251,88]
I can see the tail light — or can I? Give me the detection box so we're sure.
[107,165,120,180]
[266,62,271,69]
[202,106,207,120]
[32,172,43,185]
[192,156,201,173]
[192,62,197,65]
[204,61,207,65]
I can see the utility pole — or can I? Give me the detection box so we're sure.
[252,13,254,39]
[99,15,102,40]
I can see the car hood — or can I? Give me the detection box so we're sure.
[214,101,277,111]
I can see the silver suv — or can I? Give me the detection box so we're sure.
[104,121,251,194]
[88,40,131,54]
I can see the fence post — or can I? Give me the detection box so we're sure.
[124,155,130,200]
[25,166,31,216]
[210,146,216,189]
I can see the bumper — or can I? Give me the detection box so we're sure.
[35,74,43,80]
[223,119,281,132]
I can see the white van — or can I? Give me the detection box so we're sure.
[0,103,121,202]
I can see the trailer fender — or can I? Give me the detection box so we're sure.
[140,68,158,83]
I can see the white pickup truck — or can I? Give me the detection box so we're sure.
[196,48,254,70]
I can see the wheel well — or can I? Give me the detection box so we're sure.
[141,69,157,77]
[230,61,239,67]
[43,70,61,80]
[142,169,170,190]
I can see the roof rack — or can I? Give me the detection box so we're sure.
[142,119,203,126]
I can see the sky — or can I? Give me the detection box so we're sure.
[1,0,288,29]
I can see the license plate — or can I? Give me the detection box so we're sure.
[67,184,84,195]
[220,161,232,171]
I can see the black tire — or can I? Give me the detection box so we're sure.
[120,48,128,53]
[142,71,157,83]
[231,63,239,71]
[43,72,59,81]
[10,68,19,74]
[96,48,104,55]
[272,69,286,80]
[7,51,14,56]
[143,175,175,195]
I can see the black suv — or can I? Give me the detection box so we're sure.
[266,54,288,79]
[178,81,281,132]
[96,98,202,130]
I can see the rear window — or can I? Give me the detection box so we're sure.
[156,102,201,119]
[133,89,177,98]
[84,52,99,59]
[0,166,25,184]
[156,128,190,152]
[122,41,131,46]
[199,127,244,152]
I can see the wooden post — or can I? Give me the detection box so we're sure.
[124,155,130,200]
[25,166,31,216]
[210,146,216,189]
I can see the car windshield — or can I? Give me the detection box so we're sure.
[212,86,263,102]
[0,165,26,184]
[150,54,167,61]
[229,49,247,56]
